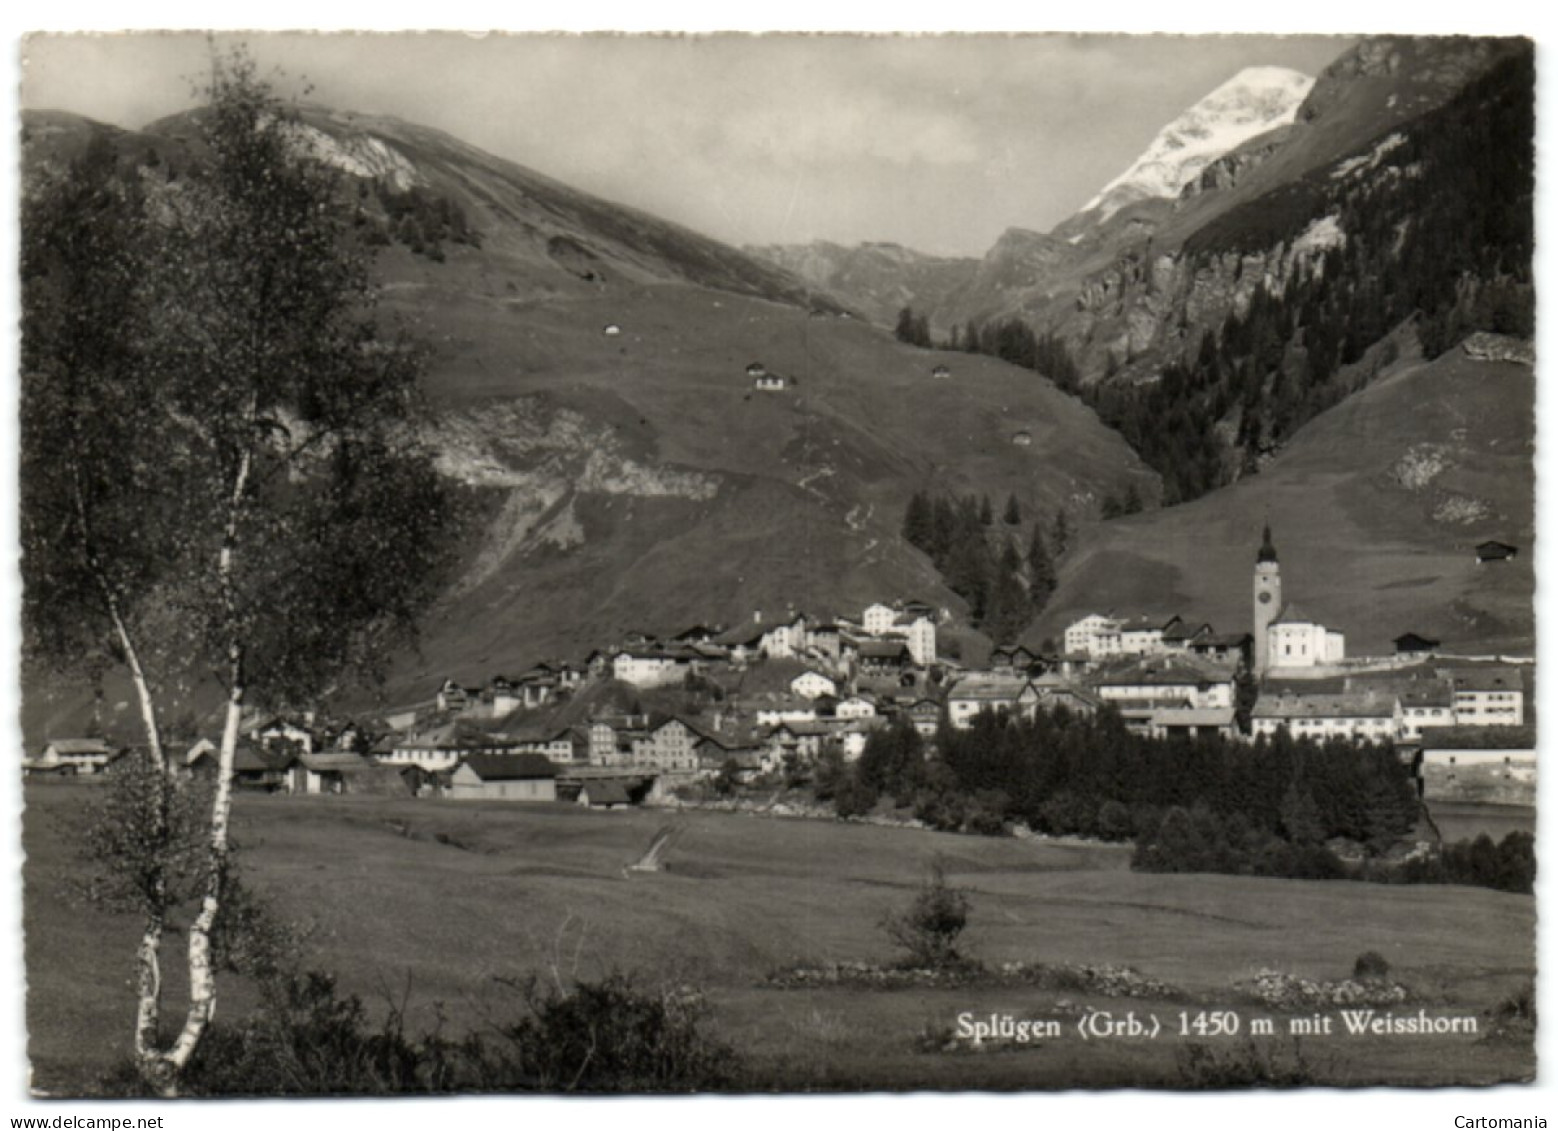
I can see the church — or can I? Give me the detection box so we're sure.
[1253,526,1345,675]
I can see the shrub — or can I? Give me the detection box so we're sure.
[1352,951,1391,981]
[1175,1039,1320,1089]
[881,860,972,970]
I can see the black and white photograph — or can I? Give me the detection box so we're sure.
[10,15,1543,1113]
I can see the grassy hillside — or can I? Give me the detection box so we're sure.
[24,783,1534,1092]
[20,107,1156,737]
[1033,343,1533,656]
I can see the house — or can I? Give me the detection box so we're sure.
[501,725,585,764]
[946,676,1030,729]
[611,648,688,688]
[1119,614,1183,656]
[293,751,373,795]
[904,697,944,737]
[1394,633,1441,656]
[1249,692,1397,743]
[745,361,767,378]
[754,696,819,726]
[577,780,633,809]
[990,644,1040,673]
[890,613,937,665]
[435,678,475,713]
[29,737,115,776]
[790,670,838,700]
[231,742,298,791]
[931,364,951,379]
[1012,430,1032,447]
[832,694,878,721]
[630,716,701,771]
[380,721,513,773]
[603,323,622,337]
[1395,683,1458,741]
[1063,613,1123,658]
[1443,666,1525,727]
[1188,632,1252,667]
[763,721,831,765]
[1090,656,1236,711]
[857,639,913,677]
[1148,706,1237,740]
[248,715,316,755]
[861,602,897,636]
[1475,540,1519,564]
[1031,684,1104,718]
[448,753,558,802]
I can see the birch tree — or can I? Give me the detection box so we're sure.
[22,48,455,1092]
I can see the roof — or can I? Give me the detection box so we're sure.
[1271,603,1323,627]
[1252,693,1396,721]
[949,677,1029,703]
[1445,667,1523,693]
[580,781,632,804]
[1120,614,1180,633]
[1257,525,1279,564]
[44,738,113,756]
[233,744,296,773]
[1150,706,1236,728]
[1191,633,1251,648]
[858,640,912,659]
[460,753,558,781]
[1394,633,1441,650]
[1092,656,1235,688]
[1475,540,1518,557]
[299,751,372,773]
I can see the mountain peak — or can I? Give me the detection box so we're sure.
[1080,65,1315,220]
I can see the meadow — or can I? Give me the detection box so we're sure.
[22,780,1535,1093]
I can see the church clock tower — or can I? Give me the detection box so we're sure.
[1253,525,1281,675]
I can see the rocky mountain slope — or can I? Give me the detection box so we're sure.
[1075,65,1314,223]
[743,240,979,328]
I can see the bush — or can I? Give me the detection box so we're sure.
[475,973,737,1092]
[881,860,972,970]
[1352,951,1391,981]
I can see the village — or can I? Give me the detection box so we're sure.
[25,526,1533,814]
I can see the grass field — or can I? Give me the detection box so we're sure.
[23,780,1535,1093]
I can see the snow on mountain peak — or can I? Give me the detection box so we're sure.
[1081,65,1315,219]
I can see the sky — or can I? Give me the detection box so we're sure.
[19,31,1356,256]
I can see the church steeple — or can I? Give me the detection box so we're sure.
[1257,524,1278,564]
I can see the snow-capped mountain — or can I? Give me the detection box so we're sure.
[1081,65,1315,220]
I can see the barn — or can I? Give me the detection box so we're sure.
[448,753,559,802]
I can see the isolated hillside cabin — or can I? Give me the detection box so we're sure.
[931,364,951,379]
[448,753,558,802]
[745,361,767,378]
[577,780,632,809]
[1011,430,1033,447]
[753,372,788,390]
[603,323,622,336]
[1475,540,1519,564]
[1394,633,1442,656]
[30,738,115,776]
